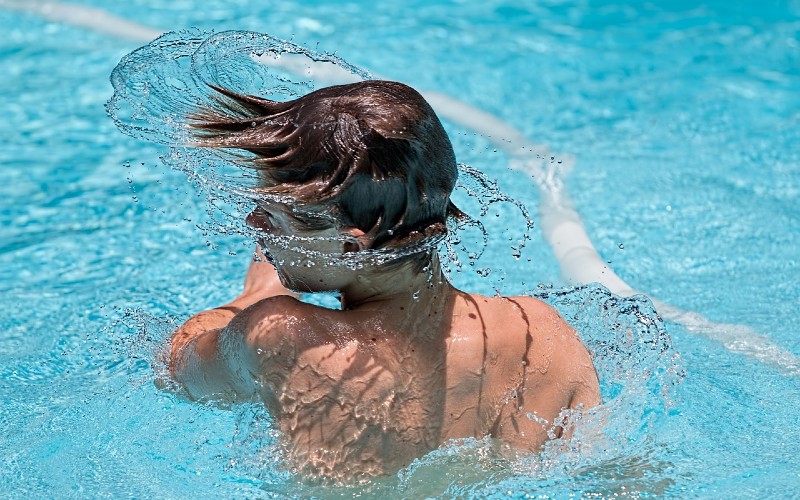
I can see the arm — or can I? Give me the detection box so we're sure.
[528,298,601,415]
[493,297,601,448]
[168,247,295,399]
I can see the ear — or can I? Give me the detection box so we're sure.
[340,227,367,253]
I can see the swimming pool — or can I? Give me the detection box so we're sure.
[1,0,798,497]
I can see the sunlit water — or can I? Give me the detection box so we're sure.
[1,0,798,498]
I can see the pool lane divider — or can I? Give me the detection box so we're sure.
[11,0,796,376]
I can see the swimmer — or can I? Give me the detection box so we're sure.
[169,80,601,481]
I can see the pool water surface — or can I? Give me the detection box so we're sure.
[1,0,799,497]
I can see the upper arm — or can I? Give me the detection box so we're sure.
[519,297,601,410]
[492,297,601,448]
[170,295,300,402]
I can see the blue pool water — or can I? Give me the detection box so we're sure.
[1,0,799,497]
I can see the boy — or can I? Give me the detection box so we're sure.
[170,80,600,481]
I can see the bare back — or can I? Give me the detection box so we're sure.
[235,290,600,480]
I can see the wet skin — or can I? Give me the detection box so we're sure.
[170,209,601,481]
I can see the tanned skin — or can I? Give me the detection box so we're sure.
[169,209,601,482]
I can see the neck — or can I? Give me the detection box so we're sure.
[339,253,452,312]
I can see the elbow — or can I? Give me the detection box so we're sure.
[168,332,190,378]
[167,327,257,402]
[168,328,222,381]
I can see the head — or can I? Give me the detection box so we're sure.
[189,80,459,290]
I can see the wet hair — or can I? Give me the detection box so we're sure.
[188,80,459,250]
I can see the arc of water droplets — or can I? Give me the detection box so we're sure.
[418,101,799,377]
[10,0,796,376]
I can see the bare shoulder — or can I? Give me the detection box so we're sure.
[504,295,564,322]
[504,295,601,407]
[486,294,601,449]
[230,295,335,353]
[504,295,577,341]
[457,292,593,383]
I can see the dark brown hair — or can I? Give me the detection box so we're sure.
[189,80,458,249]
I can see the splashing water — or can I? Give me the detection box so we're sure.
[442,162,535,282]
[106,29,370,144]
[106,29,534,274]
[102,281,682,496]
[382,285,683,496]
[105,29,681,495]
